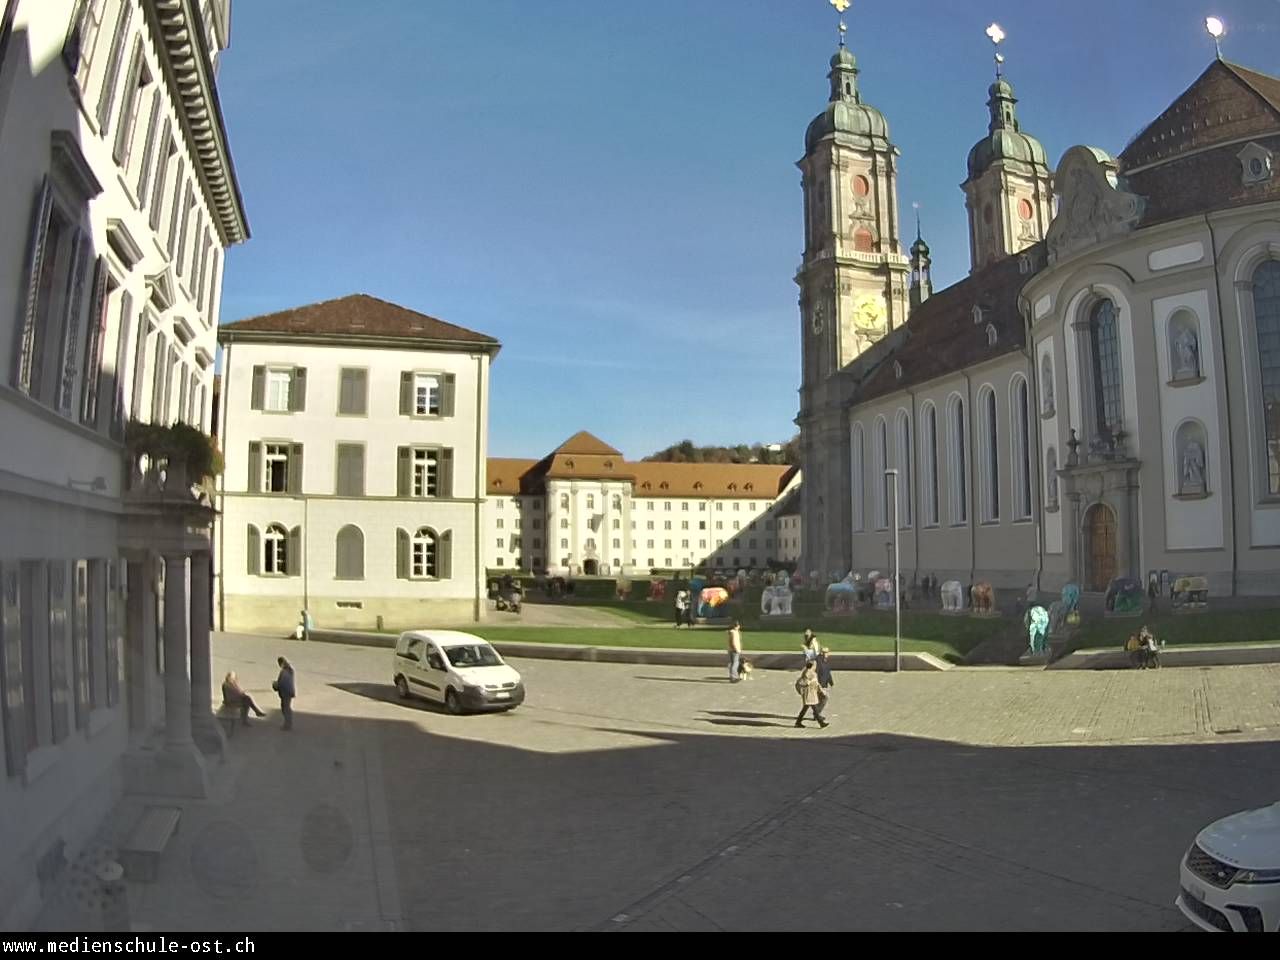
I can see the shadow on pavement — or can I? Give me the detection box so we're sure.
[704,710,798,721]
[330,680,449,715]
[634,675,730,684]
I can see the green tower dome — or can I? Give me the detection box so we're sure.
[805,47,892,154]
[966,77,1049,180]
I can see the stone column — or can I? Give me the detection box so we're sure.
[162,553,193,747]
[125,558,151,735]
[138,552,207,798]
[189,552,223,756]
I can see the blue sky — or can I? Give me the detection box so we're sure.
[215,0,1279,460]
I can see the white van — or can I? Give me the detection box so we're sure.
[392,630,525,714]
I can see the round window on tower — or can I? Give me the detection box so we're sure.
[853,175,871,198]
[1018,199,1034,221]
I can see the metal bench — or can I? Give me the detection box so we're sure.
[120,806,181,883]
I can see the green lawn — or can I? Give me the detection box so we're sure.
[1069,608,1280,653]
[481,609,1009,663]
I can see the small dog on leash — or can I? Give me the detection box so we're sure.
[739,660,755,680]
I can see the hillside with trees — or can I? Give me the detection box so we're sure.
[643,436,800,465]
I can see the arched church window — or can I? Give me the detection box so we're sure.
[896,411,913,529]
[873,417,888,529]
[1089,299,1123,438]
[850,423,865,532]
[978,387,1000,522]
[1011,377,1032,520]
[1252,260,1280,494]
[922,403,939,526]
[854,228,874,253]
[948,395,967,525]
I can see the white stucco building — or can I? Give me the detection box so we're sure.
[216,294,500,632]
[0,0,247,929]
[485,433,801,575]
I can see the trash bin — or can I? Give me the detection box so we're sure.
[97,860,130,932]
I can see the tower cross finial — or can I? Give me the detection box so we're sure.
[1205,16,1226,60]
[830,0,850,47]
[986,22,1006,79]
[913,202,922,242]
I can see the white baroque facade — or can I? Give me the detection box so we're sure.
[216,295,499,632]
[798,36,1280,598]
[485,433,800,575]
[0,0,247,929]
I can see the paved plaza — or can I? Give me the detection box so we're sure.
[68,634,1280,932]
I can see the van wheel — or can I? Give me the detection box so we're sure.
[445,689,463,715]
[395,676,409,699]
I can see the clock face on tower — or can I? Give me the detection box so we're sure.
[852,292,888,348]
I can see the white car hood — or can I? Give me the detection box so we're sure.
[1197,802,1280,869]
[454,664,522,687]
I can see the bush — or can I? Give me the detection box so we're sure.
[126,420,223,481]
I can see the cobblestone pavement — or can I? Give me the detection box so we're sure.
[109,635,1280,931]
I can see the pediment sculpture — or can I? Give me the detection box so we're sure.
[1046,146,1145,265]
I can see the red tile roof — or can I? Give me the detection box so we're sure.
[219,294,500,350]
[550,432,623,457]
[486,445,797,498]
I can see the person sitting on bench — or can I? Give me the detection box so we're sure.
[222,671,266,724]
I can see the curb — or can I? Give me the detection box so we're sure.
[1048,644,1280,670]
[306,630,953,672]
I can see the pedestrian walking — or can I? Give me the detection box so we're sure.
[802,628,821,662]
[727,620,743,682]
[794,660,828,728]
[272,656,296,731]
[816,647,835,693]
[674,590,689,629]
[1147,576,1159,614]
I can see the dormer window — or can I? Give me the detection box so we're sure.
[986,323,998,346]
[565,459,575,469]
[1239,142,1274,185]
[972,305,985,325]
[893,360,903,380]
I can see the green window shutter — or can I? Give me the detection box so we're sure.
[247,441,261,492]
[0,564,27,776]
[72,560,90,729]
[396,529,409,579]
[291,367,307,412]
[441,448,455,498]
[287,527,302,577]
[48,562,71,744]
[247,525,260,576]
[397,446,410,497]
[290,444,304,495]
[250,365,265,410]
[442,373,457,417]
[399,372,413,415]
[440,530,453,580]
[105,560,120,708]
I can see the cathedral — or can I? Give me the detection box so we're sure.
[796,33,1280,597]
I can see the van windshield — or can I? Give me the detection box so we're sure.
[445,644,503,668]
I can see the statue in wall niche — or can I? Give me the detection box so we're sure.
[1047,469,1059,508]
[1173,326,1201,380]
[1181,439,1207,494]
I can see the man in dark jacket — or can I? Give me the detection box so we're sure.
[273,657,296,731]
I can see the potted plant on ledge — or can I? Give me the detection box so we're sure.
[124,420,223,501]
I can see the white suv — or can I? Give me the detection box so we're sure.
[1176,802,1280,932]
[392,630,525,715]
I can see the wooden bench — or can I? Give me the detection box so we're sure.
[120,806,182,883]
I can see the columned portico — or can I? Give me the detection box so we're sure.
[120,462,220,798]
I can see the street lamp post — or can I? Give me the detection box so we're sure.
[884,469,901,673]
